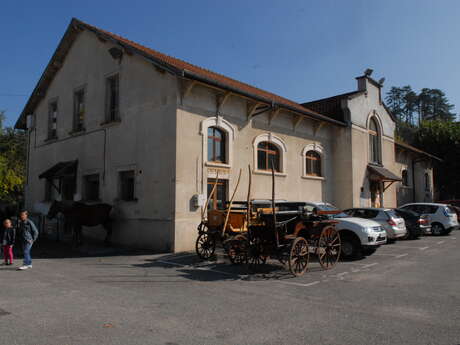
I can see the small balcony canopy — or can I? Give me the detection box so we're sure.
[367,164,401,182]
[39,160,78,180]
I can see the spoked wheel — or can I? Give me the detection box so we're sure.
[226,235,248,265]
[288,237,309,277]
[247,238,267,269]
[317,226,341,270]
[195,232,216,260]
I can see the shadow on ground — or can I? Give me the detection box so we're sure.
[12,237,154,259]
[130,251,329,283]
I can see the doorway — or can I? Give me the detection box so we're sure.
[207,179,228,210]
[370,180,382,208]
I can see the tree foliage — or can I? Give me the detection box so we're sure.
[386,86,456,126]
[414,120,460,199]
[0,111,26,204]
[385,86,459,199]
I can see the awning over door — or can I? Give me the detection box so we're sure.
[367,164,401,182]
[38,160,78,179]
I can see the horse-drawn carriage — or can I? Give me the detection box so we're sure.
[195,166,341,276]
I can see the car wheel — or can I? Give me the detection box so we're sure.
[340,236,362,260]
[362,247,377,256]
[401,229,411,240]
[431,223,445,236]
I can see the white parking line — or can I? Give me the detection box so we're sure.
[373,253,403,257]
[276,280,321,287]
[437,241,445,245]
[388,245,429,250]
[419,246,429,251]
[336,272,349,277]
[362,263,378,268]
[340,262,369,266]
[395,253,408,258]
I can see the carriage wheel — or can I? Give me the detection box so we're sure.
[226,235,248,265]
[195,233,216,260]
[317,226,341,270]
[247,238,267,268]
[288,237,309,277]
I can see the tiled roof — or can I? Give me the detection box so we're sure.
[395,140,442,161]
[302,91,364,122]
[16,18,347,129]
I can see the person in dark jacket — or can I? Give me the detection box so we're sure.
[17,211,38,270]
[2,219,15,265]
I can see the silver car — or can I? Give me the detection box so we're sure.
[343,208,407,241]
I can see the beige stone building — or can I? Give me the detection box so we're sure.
[15,19,438,252]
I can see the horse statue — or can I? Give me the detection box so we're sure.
[47,200,113,246]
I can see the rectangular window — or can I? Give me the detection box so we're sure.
[119,170,135,201]
[48,101,58,139]
[84,174,100,201]
[105,74,119,122]
[207,179,227,210]
[73,88,85,132]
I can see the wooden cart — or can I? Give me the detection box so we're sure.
[195,165,341,276]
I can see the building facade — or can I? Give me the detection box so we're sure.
[16,19,437,252]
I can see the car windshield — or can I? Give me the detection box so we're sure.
[314,203,349,218]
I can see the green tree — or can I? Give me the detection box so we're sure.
[386,86,456,127]
[417,88,456,123]
[0,110,26,205]
[414,120,460,199]
[385,86,418,125]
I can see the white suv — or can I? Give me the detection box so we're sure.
[399,203,458,236]
[304,202,387,259]
[343,208,407,241]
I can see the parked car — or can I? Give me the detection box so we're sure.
[437,200,460,218]
[303,202,387,259]
[343,208,407,242]
[394,208,430,239]
[399,203,459,236]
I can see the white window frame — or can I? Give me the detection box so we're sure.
[253,133,287,176]
[301,143,325,180]
[200,117,235,168]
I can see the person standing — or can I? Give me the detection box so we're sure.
[2,219,16,265]
[17,211,38,270]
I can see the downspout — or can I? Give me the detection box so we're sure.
[411,159,416,202]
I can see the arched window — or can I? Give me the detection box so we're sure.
[402,169,408,186]
[305,151,321,176]
[369,117,381,164]
[207,127,226,163]
[257,141,280,172]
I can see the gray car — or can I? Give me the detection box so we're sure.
[343,208,407,241]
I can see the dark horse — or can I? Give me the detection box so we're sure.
[47,200,113,246]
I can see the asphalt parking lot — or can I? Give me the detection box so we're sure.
[0,234,459,345]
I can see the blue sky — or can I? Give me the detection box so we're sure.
[1,0,459,127]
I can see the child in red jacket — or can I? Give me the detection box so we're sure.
[2,219,16,265]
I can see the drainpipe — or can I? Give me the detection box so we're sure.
[411,160,416,202]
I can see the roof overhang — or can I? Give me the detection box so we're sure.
[368,164,401,182]
[395,141,442,162]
